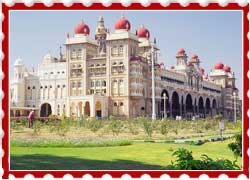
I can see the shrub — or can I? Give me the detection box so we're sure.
[140,118,154,137]
[165,148,240,170]
[160,120,168,136]
[87,119,103,133]
[11,138,132,148]
[228,133,242,159]
[48,115,70,136]
[109,120,123,136]
[173,128,178,135]
[33,120,43,135]
[127,119,139,135]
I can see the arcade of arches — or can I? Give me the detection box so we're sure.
[160,90,219,119]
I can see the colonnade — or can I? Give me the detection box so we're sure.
[160,89,219,119]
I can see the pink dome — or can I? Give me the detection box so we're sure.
[186,61,193,66]
[178,48,185,54]
[136,25,150,39]
[115,16,131,31]
[223,65,231,72]
[192,54,198,59]
[203,75,208,80]
[199,68,205,75]
[74,21,90,35]
[159,62,164,66]
[214,62,224,70]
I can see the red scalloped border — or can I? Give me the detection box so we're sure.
[2,2,249,179]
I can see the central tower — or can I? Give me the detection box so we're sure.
[95,16,108,53]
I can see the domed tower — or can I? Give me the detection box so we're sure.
[114,15,131,32]
[176,48,188,66]
[74,20,90,36]
[95,16,108,53]
[210,62,228,88]
[190,54,201,68]
[135,25,156,63]
[136,25,150,40]
[12,58,26,107]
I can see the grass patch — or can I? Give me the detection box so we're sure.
[11,138,132,148]
[10,140,242,170]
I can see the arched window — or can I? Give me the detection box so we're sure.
[91,81,95,87]
[78,82,82,88]
[102,81,106,87]
[113,80,118,95]
[63,104,66,113]
[119,79,124,95]
[96,81,100,87]
[118,45,123,55]
[57,104,60,115]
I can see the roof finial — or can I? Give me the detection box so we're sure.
[59,45,63,60]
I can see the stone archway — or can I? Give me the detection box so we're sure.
[84,101,90,117]
[40,103,52,117]
[172,91,180,118]
[212,99,217,116]
[198,97,205,118]
[95,101,102,118]
[185,94,193,119]
[161,90,170,118]
[78,102,83,117]
[205,98,211,117]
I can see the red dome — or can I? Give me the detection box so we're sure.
[178,48,185,54]
[159,62,164,66]
[74,21,90,35]
[199,68,205,74]
[136,25,150,39]
[115,16,131,31]
[223,65,231,72]
[192,54,198,59]
[186,61,193,66]
[170,66,175,69]
[203,75,208,80]
[214,62,224,70]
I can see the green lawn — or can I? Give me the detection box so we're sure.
[10,140,241,170]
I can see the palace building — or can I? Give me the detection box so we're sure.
[10,16,241,120]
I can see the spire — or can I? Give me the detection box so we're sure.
[95,15,107,35]
[59,45,63,60]
[154,38,156,44]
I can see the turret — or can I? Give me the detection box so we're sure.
[176,48,188,66]
[13,58,26,107]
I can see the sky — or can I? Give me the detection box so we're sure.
[10,10,243,97]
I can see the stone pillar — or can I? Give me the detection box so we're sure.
[170,101,173,118]
[184,104,186,119]
[90,101,95,118]
[180,103,182,118]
